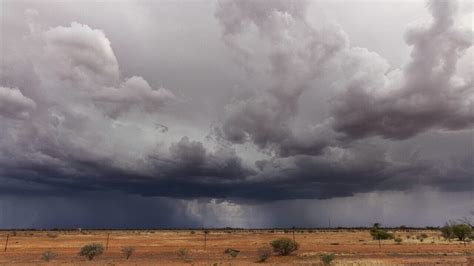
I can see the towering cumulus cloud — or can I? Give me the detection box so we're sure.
[0,86,36,120]
[37,22,175,118]
[332,0,473,139]
[216,0,346,156]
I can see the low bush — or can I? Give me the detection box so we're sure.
[122,246,134,260]
[41,250,57,262]
[441,223,454,239]
[79,243,104,261]
[270,238,299,256]
[224,248,240,258]
[46,232,58,238]
[257,246,272,262]
[177,248,192,262]
[394,238,403,244]
[321,253,336,265]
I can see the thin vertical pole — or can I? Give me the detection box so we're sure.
[4,234,9,252]
[106,233,110,250]
[292,226,295,242]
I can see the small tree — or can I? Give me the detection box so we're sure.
[257,246,272,262]
[441,223,455,240]
[122,246,134,260]
[270,237,299,256]
[321,253,336,265]
[79,243,104,261]
[42,250,57,261]
[452,223,472,242]
[370,223,394,248]
[441,222,472,244]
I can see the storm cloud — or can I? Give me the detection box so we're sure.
[0,0,472,227]
[331,0,473,140]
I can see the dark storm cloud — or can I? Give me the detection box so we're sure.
[331,0,473,140]
[1,129,470,202]
[0,0,472,214]
[0,192,199,229]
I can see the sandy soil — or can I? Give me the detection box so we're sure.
[0,229,472,265]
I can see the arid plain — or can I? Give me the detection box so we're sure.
[0,229,472,265]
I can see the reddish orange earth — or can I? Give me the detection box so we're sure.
[0,229,472,265]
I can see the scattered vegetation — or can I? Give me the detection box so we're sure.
[224,248,240,258]
[416,233,428,242]
[79,243,104,261]
[441,222,472,243]
[177,248,192,262]
[441,223,454,239]
[399,225,408,231]
[452,223,472,242]
[41,250,57,262]
[394,238,403,244]
[321,253,336,265]
[370,223,394,248]
[270,237,299,256]
[46,232,58,238]
[122,246,134,260]
[257,246,272,262]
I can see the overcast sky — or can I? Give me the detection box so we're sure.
[0,0,473,228]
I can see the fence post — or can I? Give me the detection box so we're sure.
[4,234,9,252]
[292,226,295,242]
[106,233,110,250]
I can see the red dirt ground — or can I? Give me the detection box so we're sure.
[0,229,472,265]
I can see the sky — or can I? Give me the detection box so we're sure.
[0,0,473,228]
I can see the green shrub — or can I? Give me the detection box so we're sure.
[41,250,57,261]
[370,224,394,240]
[270,238,299,256]
[321,253,336,265]
[394,238,403,244]
[257,246,272,262]
[441,222,472,242]
[79,243,104,261]
[122,246,134,260]
[177,248,192,262]
[452,224,472,241]
[441,223,454,239]
[224,248,240,258]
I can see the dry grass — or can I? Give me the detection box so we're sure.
[0,229,472,265]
